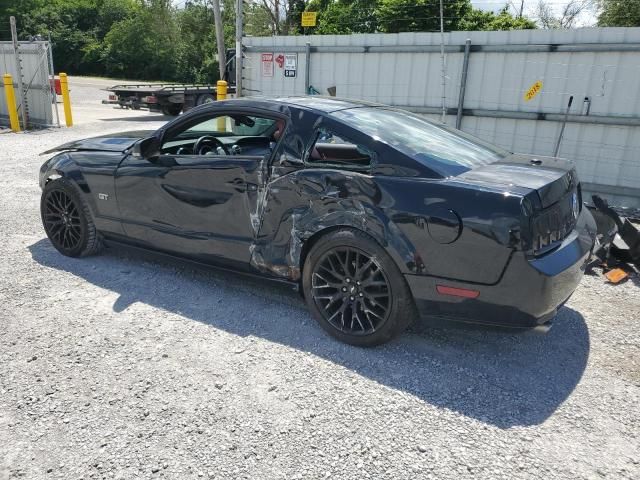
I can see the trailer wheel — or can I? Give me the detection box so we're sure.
[162,104,182,116]
[196,93,216,105]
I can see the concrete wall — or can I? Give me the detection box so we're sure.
[243,28,640,209]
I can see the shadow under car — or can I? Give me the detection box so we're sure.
[29,238,590,429]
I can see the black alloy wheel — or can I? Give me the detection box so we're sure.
[43,189,84,251]
[311,247,391,335]
[303,228,416,347]
[41,178,102,257]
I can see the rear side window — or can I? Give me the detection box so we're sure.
[306,129,372,169]
[332,107,509,176]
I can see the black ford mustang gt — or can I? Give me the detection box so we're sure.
[39,97,596,346]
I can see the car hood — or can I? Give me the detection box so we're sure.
[40,130,154,155]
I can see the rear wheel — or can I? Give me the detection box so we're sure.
[40,178,102,257]
[196,93,216,105]
[161,104,182,116]
[302,229,416,347]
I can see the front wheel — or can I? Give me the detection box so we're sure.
[40,178,102,257]
[302,229,416,347]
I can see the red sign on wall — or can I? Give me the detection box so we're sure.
[261,53,274,77]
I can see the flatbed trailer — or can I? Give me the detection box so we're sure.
[102,83,237,116]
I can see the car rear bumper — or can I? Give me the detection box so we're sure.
[405,208,597,328]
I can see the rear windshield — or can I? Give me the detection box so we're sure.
[331,107,509,176]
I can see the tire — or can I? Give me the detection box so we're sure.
[161,104,182,116]
[302,228,416,347]
[40,178,102,258]
[196,93,216,105]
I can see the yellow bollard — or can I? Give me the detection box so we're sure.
[216,80,228,100]
[59,73,73,127]
[3,74,21,132]
[216,80,227,132]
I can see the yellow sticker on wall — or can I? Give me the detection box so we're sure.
[524,80,543,101]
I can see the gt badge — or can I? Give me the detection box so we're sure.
[98,193,109,200]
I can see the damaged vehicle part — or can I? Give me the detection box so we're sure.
[586,204,617,267]
[38,97,596,346]
[590,195,640,267]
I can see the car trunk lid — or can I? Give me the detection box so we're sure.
[457,153,576,208]
[458,153,581,255]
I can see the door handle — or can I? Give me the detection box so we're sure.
[230,178,257,193]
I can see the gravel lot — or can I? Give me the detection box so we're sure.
[1,78,639,480]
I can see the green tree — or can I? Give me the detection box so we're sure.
[96,0,138,37]
[459,6,537,31]
[307,0,378,34]
[174,0,217,83]
[84,0,140,74]
[16,0,102,74]
[1,0,47,22]
[244,1,276,36]
[598,0,640,26]
[102,0,179,80]
[285,0,307,34]
[376,0,472,33]
[1,0,139,75]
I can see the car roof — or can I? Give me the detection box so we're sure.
[270,96,386,112]
[203,96,386,115]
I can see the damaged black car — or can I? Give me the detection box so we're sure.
[39,97,597,346]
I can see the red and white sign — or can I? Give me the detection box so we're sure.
[261,53,274,77]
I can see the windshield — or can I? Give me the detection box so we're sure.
[331,107,509,176]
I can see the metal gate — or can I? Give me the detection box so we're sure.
[0,40,56,129]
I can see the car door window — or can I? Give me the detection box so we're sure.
[160,113,282,162]
[185,115,276,137]
[306,129,373,171]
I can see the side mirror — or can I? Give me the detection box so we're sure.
[132,136,161,161]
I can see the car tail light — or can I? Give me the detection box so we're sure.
[530,187,580,255]
[143,95,158,104]
[108,94,117,101]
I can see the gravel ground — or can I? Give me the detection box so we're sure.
[1,79,640,480]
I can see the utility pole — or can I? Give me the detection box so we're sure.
[211,0,226,80]
[235,0,243,97]
[519,0,525,18]
[10,16,27,129]
[439,0,446,123]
